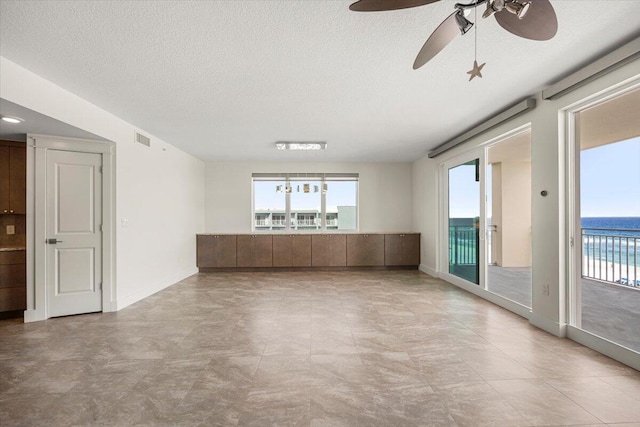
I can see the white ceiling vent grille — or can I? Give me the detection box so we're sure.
[135,131,151,147]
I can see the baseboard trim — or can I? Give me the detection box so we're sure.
[418,264,438,277]
[23,309,45,323]
[529,312,566,337]
[567,326,640,371]
[116,267,198,311]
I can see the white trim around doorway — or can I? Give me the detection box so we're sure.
[24,134,116,322]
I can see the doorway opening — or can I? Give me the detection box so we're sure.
[569,86,640,353]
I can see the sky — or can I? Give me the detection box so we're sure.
[449,162,480,219]
[580,136,640,217]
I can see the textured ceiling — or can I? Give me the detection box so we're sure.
[1,0,639,162]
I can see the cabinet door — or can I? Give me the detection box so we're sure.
[385,234,420,266]
[236,235,255,267]
[327,234,347,266]
[291,235,312,267]
[0,146,9,213]
[214,235,237,267]
[384,234,404,266]
[403,234,420,266]
[197,235,216,267]
[9,147,26,214]
[347,234,384,266]
[312,235,347,267]
[311,235,330,266]
[272,235,293,267]
[253,235,273,267]
[0,251,26,312]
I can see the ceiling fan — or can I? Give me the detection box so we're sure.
[349,0,558,71]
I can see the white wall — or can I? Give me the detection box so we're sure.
[500,160,532,267]
[411,56,640,338]
[205,161,413,233]
[0,57,205,313]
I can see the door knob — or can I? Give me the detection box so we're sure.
[46,238,63,244]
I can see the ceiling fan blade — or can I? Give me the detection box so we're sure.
[413,12,460,70]
[349,0,440,12]
[495,0,558,41]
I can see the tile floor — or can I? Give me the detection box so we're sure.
[487,266,640,353]
[1,270,639,426]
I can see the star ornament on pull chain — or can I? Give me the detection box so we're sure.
[467,60,486,81]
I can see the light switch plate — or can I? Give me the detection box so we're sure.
[6,225,15,235]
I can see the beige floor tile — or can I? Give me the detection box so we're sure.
[489,378,601,426]
[0,270,638,426]
[546,377,640,423]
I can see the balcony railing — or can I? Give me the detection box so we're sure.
[254,219,335,228]
[449,225,478,266]
[582,228,639,289]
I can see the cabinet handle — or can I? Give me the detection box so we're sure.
[9,210,13,213]
[2,210,7,213]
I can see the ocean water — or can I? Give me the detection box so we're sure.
[582,217,640,236]
[581,217,639,270]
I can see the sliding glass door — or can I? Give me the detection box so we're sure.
[440,131,532,312]
[442,150,485,286]
[448,159,481,284]
[570,87,640,353]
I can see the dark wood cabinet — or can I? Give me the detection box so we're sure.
[237,235,273,267]
[273,235,311,267]
[311,234,347,267]
[196,233,419,271]
[385,234,420,266]
[0,251,26,312]
[0,144,26,215]
[197,235,237,267]
[346,234,385,266]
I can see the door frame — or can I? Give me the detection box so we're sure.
[437,125,533,319]
[439,148,487,289]
[563,76,640,370]
[25,134,115,322]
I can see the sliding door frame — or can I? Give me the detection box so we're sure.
[438,125,533,320]
[564,75,640,371]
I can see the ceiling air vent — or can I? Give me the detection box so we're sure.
[135,131,151,147]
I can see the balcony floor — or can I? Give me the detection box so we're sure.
[488,265,640,353]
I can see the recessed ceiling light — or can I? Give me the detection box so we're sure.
[1,115,25,124]
[276,141,327,150]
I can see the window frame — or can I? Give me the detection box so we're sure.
[251,173,359,232]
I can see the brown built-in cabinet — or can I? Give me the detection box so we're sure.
[311,234,347,267]
[384,234,420,266]
[197,233,419,270]
[0,251,26,312]
[0,144,26,214]
[196,235,237,268]
[346,234,385,266]
[273,235,312,267]
[237,235,273,267]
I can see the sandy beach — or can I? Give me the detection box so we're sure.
[582,256,639,285]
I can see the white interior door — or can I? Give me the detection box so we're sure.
[46,150,102,317]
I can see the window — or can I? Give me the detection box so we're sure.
[252,173,358,231]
